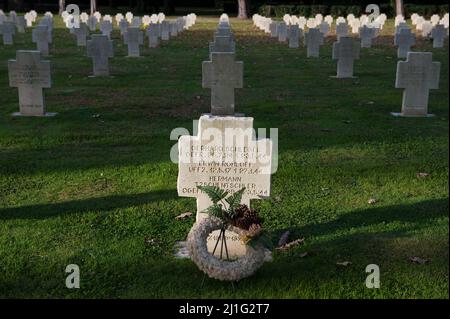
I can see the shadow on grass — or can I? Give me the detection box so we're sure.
[0,189,177,220]
[1,198,447,298]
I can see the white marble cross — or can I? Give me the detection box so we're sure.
[146,23,160,48]
[336,22,348,40]
[394,52,440,117]
[32,25,51,56]
[160,21,170,40]
[394,28,415,58]
[288,25,300,48]
[177,115,273,257]
[305,28,324,57]
[8,50,54,117]
[74,23,89,46]
[431,24,447,48]
[99,20,113,39]
[123,27,144,57]
[1,21,16,45]
[202,52,243,116]
[359,25,377,48]
[87,34,114,76]
[332,36,360,78]
[277,21,288,42]
[209,35,235,53]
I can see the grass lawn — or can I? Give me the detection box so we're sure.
[0,16,448,299]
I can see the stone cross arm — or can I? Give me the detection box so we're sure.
[8,51,51,88]
[395,53,440,90]
[202,54,243,89]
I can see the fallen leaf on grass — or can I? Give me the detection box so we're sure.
[336,261,352,267]
[175,212,193,220]
[299,252,308,258]
[416,172,430,178]
[144,237,160,246]
[409,256,429,264]
[277,231,290,247]
[276,238,305,251]
[368,198,377,205]
[273,195,282,203]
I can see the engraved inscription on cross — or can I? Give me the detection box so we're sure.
[202,52,243,116]
[395,52,440,116]
[177,115,273,222]
[8,50,52,116]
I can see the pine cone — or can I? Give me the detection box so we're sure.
[233,205,262,230]
[234,204,249,218]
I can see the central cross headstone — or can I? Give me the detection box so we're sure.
[8,50,55,117]
[393,52,440,117]
[305,28,324,57]
[332,36,360,78]
[178,38,274,258]
[202,52,243,115]
[124,27,144,57]
[32,25,51,56]
[394,28,415,58]
[1,21,16,45]
[87,34,114,76]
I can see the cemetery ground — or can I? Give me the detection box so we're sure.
[0,17,448,299]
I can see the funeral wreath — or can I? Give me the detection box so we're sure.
[187,186,273,281]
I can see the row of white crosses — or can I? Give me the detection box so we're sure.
[1,11,52,46]
[178,14,274,258]
[254,13,383,51]
[393,13,444,117]
[4,11,194,117]
[254,13,442,118]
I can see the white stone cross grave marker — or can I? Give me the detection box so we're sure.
[332,36,360,78]
[16,15,26,33]
[393,52,440,117]
[288,24,300,48]
[1,21,16,45]
[177,118,273,258]
[431,24,447,48]
[87,34,114,76]
[359,25,377,48]
[277,21,288,42]
[210,35,235,53]
[146,23,160,48]
[74,23,89,46]
[394,28,415,58]
[202,52,243,116]
[8,50,55,117]
[160,21,170,40]
[305,28,324,57]
[269,22,278,38]
[100,20,113,39]
[32,25,51,56]
[123,27,144,57]
[119,19,129,36]
[336,22,349,40]
[88,15,97,31]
